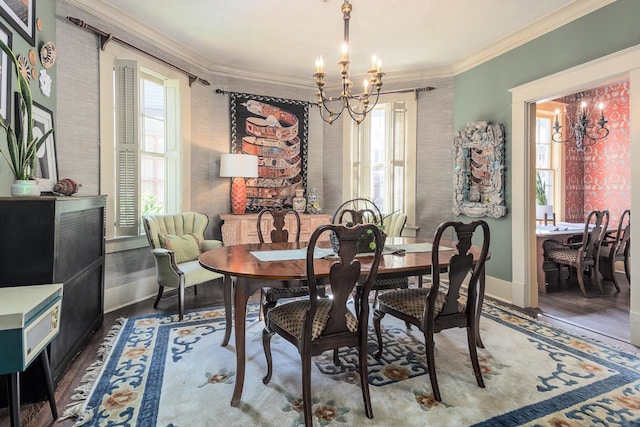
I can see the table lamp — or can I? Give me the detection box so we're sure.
[220,153,259,215]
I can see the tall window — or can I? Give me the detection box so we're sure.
[100,44,188,243]
[344,93,416,223]
[535,114,554,205]
[535,103,564,218]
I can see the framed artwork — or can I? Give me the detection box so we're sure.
[452,121,506,218]
[0,0,35,45]
[229,91,308,212]
[31,101,57,192]
[0,21,10,122]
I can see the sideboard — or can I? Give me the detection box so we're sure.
[0,195,106,404]
[220,213,332,245]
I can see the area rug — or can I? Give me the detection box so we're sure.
[61,301,640,426]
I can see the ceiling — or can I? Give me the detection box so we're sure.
[68,0,613,87]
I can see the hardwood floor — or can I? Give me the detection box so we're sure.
[1,275,636,427]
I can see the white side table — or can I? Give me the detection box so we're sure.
[0,284,63,427]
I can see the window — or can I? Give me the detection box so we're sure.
[100,43,190,245]
[535,114,554,204]
[535,102,564,218]
[343,93,417,224]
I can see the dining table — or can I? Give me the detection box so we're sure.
[198,236,487,407]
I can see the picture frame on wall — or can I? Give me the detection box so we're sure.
[31,101,57,192]
[0,0,35,45]
[0,21,10,122]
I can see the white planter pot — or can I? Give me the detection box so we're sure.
[10,180,40,197]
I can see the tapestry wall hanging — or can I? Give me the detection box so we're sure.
[230,92,308,213]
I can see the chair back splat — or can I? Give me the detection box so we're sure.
[262,224,384,426]
[373,219,490,402]
[257,208,317,321]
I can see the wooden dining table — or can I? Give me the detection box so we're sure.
[198,236,487,407]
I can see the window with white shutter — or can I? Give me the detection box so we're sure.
[100,43,187,246]
[345,93,416,224]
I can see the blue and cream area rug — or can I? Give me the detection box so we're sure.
[61,301,640,426]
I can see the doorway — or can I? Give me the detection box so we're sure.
[509,44,640,347]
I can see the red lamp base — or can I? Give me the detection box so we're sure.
[231,177,247,215]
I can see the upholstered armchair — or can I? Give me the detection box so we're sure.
[143,212,224,320]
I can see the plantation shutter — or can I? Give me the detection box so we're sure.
[114,59,139,237]
[391,102,406,214]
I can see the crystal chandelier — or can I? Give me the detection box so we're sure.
[313,0,384,125]
[551,97,609,151]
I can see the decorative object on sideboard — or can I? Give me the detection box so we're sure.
[452,121,506,218]
[552,93,609,151]
[306,188,322,214]
[0,39,54,197]
[292,188,306,213]
[313,0,385,125]
[220,153,259,215]
[53,178,81,196]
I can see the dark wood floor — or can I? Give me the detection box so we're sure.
[1,273,636,427]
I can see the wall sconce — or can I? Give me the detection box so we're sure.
[220,153,259,215]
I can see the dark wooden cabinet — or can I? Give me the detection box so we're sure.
[0,195,106,403]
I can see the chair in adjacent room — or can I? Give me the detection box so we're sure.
[257,208,314,318]
[143,212,224,320]
[262,223,384,426]
[542,209,610,297]
[599,209,630,290]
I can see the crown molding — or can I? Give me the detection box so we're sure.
[66,0,614,87]
[452,0,616,75]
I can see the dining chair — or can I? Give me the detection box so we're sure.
[142,212,224,320]
[331,198,410,315]
[262,223,383,426]
[372,220,490,402]
[543,209,610,297]
[257,208,325,319]
[599,209,630,290]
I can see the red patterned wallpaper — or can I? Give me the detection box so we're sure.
[557,80,630,226]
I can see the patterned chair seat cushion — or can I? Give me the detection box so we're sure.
[267,298,357,341]
[377,286,465,321]
[545,248,580,263]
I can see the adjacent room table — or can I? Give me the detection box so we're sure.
[199,236,487,407]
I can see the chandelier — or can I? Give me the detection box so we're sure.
[313,0,384,125]
[551,98,609,151]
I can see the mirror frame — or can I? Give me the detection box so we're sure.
[452,121,507,218]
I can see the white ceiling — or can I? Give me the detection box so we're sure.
[68,0,613,87]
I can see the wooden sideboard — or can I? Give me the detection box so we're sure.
[220,213,332,245]
[0,196,106,404]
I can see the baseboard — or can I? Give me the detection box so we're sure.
[484,275,515,305]
[104,275,158,313]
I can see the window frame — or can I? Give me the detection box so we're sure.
[99,43,192,252]
[342,92,417,225]
[535,102,565,220]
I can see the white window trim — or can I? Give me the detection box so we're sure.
[99,43,192,249]
[341,92,417,225]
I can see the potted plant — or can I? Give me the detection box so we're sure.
[535,172,554,223]
[0,39,54,196]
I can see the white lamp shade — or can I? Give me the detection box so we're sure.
[220,153,259,178]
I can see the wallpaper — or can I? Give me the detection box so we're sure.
[559,80,630,226]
